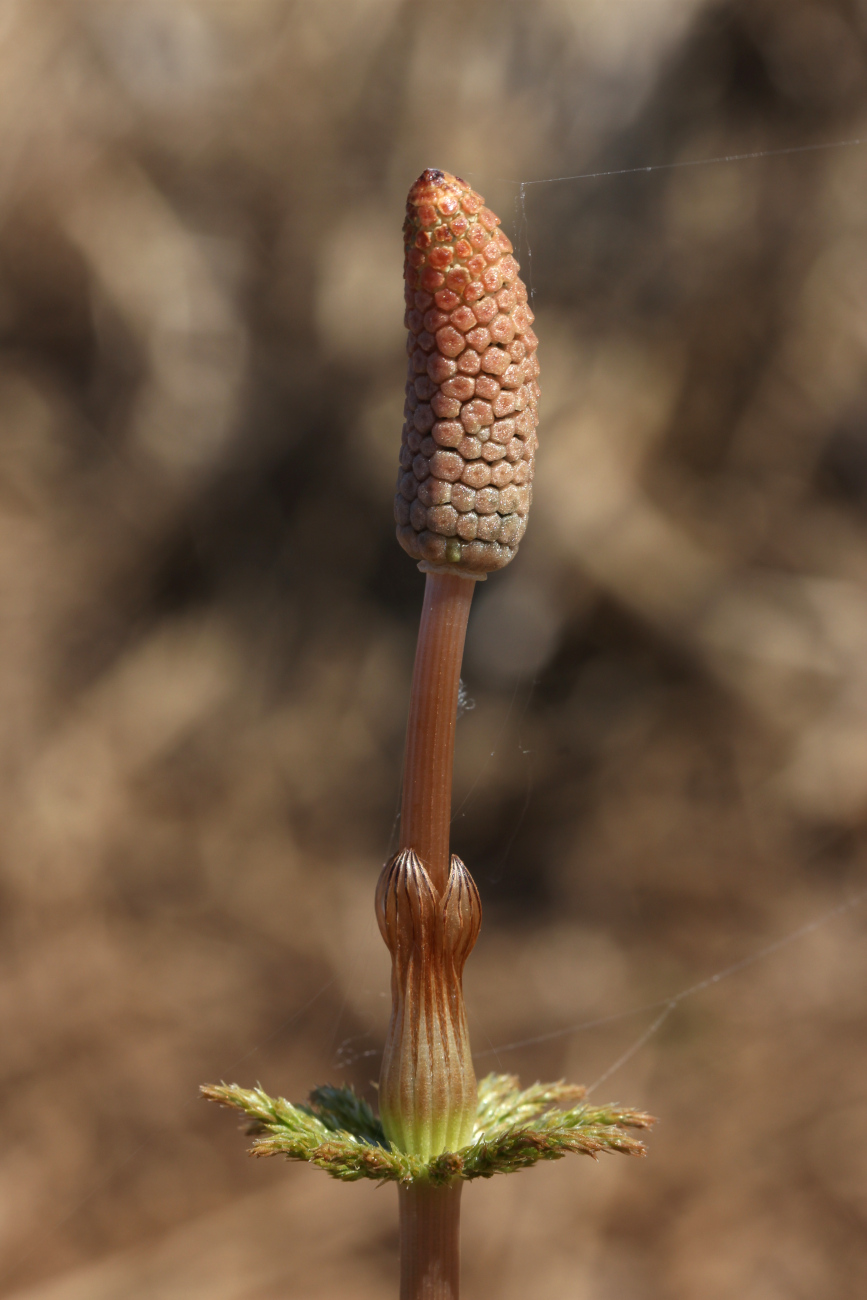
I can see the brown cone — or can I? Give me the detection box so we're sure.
[396,169,539,576]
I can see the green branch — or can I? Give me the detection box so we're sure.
[202,1073,655,1186]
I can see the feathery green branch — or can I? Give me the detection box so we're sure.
[202,1073,655,1186]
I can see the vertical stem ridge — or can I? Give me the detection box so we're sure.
[399,1182,462,1300]
[400,573,476,896]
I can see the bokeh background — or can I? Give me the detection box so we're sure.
[2,1,867,1296]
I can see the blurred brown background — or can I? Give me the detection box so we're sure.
[1,1,866,1296]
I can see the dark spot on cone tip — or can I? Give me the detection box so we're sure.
[423,168,446,183]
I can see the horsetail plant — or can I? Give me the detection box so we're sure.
[203,168,655,1300]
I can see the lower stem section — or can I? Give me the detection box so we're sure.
[399,1181,462,1300]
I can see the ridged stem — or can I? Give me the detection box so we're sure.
[394,571,475,1299]
[400,572,476,896]
[399,1182,462,1300]
[376,849,481,1159]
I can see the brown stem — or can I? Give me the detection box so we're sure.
[400,572,476,896]
[393,570,476,1299]
[399,1181,462,1300]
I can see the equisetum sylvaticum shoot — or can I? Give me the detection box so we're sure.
[202,168,654,1300]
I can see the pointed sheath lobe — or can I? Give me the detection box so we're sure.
[376,849,482,1160]
[396,168,540,576]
